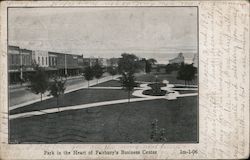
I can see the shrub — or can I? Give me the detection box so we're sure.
[142,83,167,96]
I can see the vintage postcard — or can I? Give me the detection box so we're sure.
[0,0,249,159]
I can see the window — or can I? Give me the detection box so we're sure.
[23,55,25,65]
[53,57,55,66]
[29,56,31,65]
[42,57,44,65]
[16,55,19,65]
[26,55,29,65]
[55,58,57,66]
[38,56,40,64]
[49,57,51,66]
[11,55,14,64]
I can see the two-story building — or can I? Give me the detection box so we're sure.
[48,52,83,77]
[169,52,185,64]
[8,46,33,83]
[32,50,49,68]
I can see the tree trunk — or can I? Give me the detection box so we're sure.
[40,93,42,102]
[57,97,59,107]
[128,90,130,103]
[57,96,60,112]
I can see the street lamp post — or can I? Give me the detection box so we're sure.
[64,54,67,77]
[19,48,23,85]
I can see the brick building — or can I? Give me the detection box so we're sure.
[8,46,33,83]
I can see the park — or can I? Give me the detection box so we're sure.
[9,53,198,143]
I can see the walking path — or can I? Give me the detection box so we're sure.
[9,91,198,120]
[10,79,198,120]
[172,84,197,87]
[88,87,123,90]
[9,97,161,120]
[89,86,142,90]
[132,81,197,100]
[172,88,197,91]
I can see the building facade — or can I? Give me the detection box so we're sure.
[83,57,100,67]
[48,52,57,68]
[8,46,33,83]
[32,50,49,67]
[106,58,119,67]
[8,45,112,83]
[192,53,198,68]
[48,52,83,76]
[169,52,185,64]
[8,45,21,72]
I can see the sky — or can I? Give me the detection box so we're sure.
[8,7,198,64]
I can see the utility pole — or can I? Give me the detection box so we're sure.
[19,48,23,82]
[64,53,67,76]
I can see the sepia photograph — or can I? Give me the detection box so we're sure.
[8,7,198,143]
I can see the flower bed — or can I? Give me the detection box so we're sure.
[142,83,167,96]
[142,89,167,96]
[148,83,166,88]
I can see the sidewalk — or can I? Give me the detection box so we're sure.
[9,83,30,90]
[9,75,84,91]
[9,78,198,120]
[10,96,161,120]
[9,89,197,120]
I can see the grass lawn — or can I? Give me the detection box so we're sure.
[92,80,122,87]
[174,86,197,88]
[135,71,197,85]
[10,89,139,115]
[177,90,198,94]
[10,96,198,143]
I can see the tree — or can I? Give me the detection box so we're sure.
[49,77,66,107]
[144,58,157,73]
[165,64,173,74]
[148,58,157,65]
[118,53,139,74]
[107,66,118,79]
[165,63,180,74]
[93,63,103,84]
[156,65,161,73]
[29,66,49,102]
[84,66,94,88]
[119,71,137,102]
[145,60,152,73]
[177,63,196,85]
